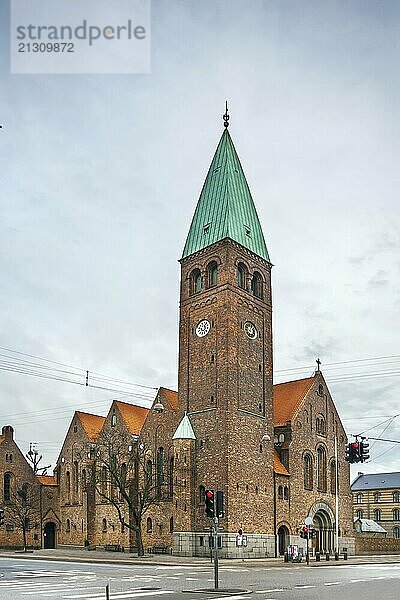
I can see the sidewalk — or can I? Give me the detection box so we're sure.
[1,547,400,568]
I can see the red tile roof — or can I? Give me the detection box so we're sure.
[274,450,289,476]
[115,401,149,435]
[76,412,106,441]
[37,475,57,486]
[159,387,178,411]
[273,376,316,427]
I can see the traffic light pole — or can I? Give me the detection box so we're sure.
[306,530,309,565]
[213,516,219,590]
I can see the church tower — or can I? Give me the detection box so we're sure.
[176,110,275,557]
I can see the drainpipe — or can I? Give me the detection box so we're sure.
[273,471,277,557]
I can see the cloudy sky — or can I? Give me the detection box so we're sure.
[0,0,399,479]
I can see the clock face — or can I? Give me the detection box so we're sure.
[195,319,211,337]
[244,321,257,339]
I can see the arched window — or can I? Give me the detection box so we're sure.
[169,516,174,533]
[356,493,363,504]
[3,473,12,502]
[102,518,107,532]
[169,457,174,497]
[284,486,289,500]
[237,262,248,290]
[278,485,283,499]
[356,509,363,519]
[199,485,205,503]
[66,471,71,496]
[374,509,381,521]
[394,527,400,539]
[374,492,381,503]
[393,491,400,503]
[189,268,202,295]
[146,517,152,533]
[74,461,79,493]
[316,415,326,435]
[111,414,117,427]
[303,454,313,490]
[206,261,218,288]
[157,447,165,496]
[66,519,71,533]
[330,460,338,495]
[393,509,400,521]
[251,271,263,299]
[317,446,327,492]
[82,469,87,491]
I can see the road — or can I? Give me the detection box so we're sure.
[0,558,400,599]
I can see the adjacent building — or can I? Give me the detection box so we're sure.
[351,472,400,539]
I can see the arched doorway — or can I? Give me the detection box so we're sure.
[43,522,56,549]
[313,509,333,554]
[277,525,289,555]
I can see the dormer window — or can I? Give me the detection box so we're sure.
[203,223,211,235]
[244,225,251,237]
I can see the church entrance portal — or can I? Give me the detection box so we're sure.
[277,525,289,555]
[313,510,333,554]
[43,522,56,549]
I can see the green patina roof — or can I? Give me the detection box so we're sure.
[182,128,270,262]
[172,412,196,440]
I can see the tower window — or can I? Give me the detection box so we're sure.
[237,262,248,290]
[251,271,263,299]
[189,268,202,295]
[206,261,218,288]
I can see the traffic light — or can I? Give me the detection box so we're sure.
[360,439,370,462]
[0,508,4,526]
[345,441,361,463]
[205,489,215,518]
[299,527,308,539]
[216,490,225,518]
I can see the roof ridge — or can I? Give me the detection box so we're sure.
[274,375,316,387]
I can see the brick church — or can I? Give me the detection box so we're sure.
[0,115,354,556]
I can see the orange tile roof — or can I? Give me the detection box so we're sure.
[115,401,149,435]
[273,376,316,427]
[159,387,178,411]
[0,435,4,445]
[274,450,289,476]
[37,475,57,486]
[76,411,106,441]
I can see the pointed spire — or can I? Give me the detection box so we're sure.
[173,412,196,440]
[182,125,270,262]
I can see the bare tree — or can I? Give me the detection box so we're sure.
[90,430,163,556]
[26,443,51,475]
[6,481,40,552]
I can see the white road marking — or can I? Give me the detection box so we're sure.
[350,579,367,583]
[63,591,174,600]
[256,589,285,593]
[325,582,342,586]
[295,585,315,589]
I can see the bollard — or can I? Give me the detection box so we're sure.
[315,551,320,562]
[343,550,348,560]
[325,552,330,561]
[335,552,339,561]
[105,583,110,600]
[284,552,289,563]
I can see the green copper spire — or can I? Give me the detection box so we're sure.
[182,125,270,262]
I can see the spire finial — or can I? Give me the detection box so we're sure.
[223,100,229,128]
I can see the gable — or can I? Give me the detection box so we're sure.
[274,376,315,426]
